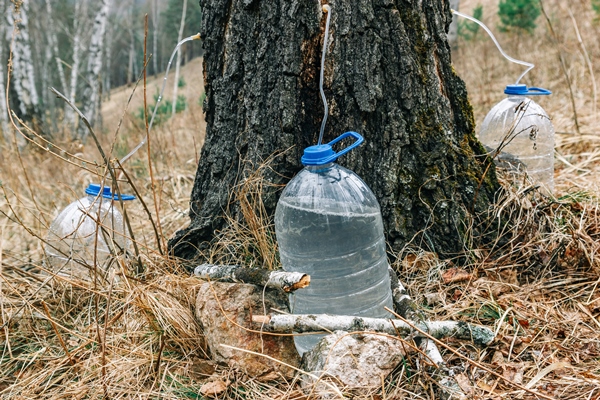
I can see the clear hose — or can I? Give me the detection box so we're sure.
[317,5,332,146]
[451,9,533,84]
[120,33,201,164]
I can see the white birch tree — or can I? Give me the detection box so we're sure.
[78,0,111,138]
[151,0,159,76]
[65,0,86,130]
[44,0,68,95]
[0,0,10,140]
[6,0,40,124]
[171,0,188,117]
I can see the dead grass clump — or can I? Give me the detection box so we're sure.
[205,157,282,271]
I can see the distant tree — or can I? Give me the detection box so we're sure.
[498,0,540,34]
[65,0,87,131]
[0,0,9,138]
[78,0,111,138]
[161,0,202,62]
[7,0,41,129]
[171,0,188,117]
[458,4,483,41]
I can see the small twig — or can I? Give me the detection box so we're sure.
[41,301,75,366]
[154,334,166,374]
[566,5,596,121]
[539,0,580,135]
[142,14,165,255]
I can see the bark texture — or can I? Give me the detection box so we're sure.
[193,263,310,292]
[169,0,499,261]
[7,0,40,125]
[78,0,111,138]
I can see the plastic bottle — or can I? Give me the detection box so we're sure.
[275,131,394,355]
[45,184,135,281]
[478,84,554,194]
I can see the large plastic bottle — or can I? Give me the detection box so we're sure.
[275,132,394,355]
[478,84,554,193]
[45,184,135,281]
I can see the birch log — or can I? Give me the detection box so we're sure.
[193,264,310,292]
[253,314,495,346]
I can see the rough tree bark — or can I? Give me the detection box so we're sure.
[78,0,111,138]
[6,0,41,127]
[169,0,499,262]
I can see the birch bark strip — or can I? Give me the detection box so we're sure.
[253,313,495,346]
[194,264,309,292]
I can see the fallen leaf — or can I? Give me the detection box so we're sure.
[190,358,216,378]
[491,350,504,365]
[200,380,229,397]
[442,268,472,284]
[454,373,472,394]
[518,319,529,328]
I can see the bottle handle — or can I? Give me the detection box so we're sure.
[301,131,364,166]
[526,87,552,95]
[326,131,364,163]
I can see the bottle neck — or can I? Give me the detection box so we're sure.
[305,162,335,171]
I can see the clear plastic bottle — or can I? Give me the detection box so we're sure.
[45,184,135,281]
[275,132,394,355]
[478,84,554,193]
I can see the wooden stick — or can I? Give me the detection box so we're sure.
[193,264,310,292]
[252,313,495,346]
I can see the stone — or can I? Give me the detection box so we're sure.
[195,282,300,380]
[302,331,412,392]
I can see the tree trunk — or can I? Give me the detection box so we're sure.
[44,0,68,96]
[65,0,85,131]
[126,2,135,86]
[78,0,111,139]
[7,0,41,127]
[169,0,499,262]
[0,0,10,140]
[171,0,188,117]
[152,0,159,76]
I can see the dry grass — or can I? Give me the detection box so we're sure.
[1,1,600,398]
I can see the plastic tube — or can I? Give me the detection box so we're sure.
[451,9,533,84]
[317,5,332,146]
[119,33,201,165]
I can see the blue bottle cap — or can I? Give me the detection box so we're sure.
[504,84,551,96]
[85,183,136,201]
[301,131,364,166]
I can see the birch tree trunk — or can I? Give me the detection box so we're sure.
[168,0,500,262]
[65,0,85,131]
[171,0,188,117]
[0,0,10,140]
[78,0,111,139]
[126,2,135,86]
[152,0,159,76]
[7,0,40,127]
[44,0,68,95]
